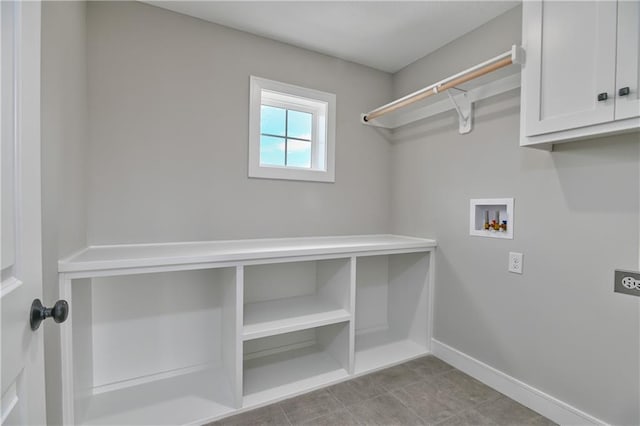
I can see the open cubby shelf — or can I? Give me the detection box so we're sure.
[243,295,350,340]
[354,329,428,374]
[59,235,436,425]
[80,367,235,426]
[243,322,350,406]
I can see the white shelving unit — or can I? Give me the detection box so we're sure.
[58,235,436,425]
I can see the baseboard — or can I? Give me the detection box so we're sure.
[431,339,608,426]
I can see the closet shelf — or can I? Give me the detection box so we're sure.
[243,295,350,341]
[361,45,524,133]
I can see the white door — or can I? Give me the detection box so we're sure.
[615,0,640,120]
[522,0,617,136]
[1,2,47,425]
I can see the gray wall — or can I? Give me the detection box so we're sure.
[391,7,640,425]
[41,3,640,425]
[86,1,392,245]
[41,1,89,425]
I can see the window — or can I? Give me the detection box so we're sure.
[249,76,336,182]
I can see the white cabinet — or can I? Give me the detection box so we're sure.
[616,0,640,121]
[521,0,640,148]
[58,235,436,425]
[522,1,617,135]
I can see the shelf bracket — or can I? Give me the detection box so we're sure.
[446,89,472,134]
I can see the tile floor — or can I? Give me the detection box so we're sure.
[209,356,557,426]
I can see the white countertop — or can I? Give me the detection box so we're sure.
[58,234,436,274]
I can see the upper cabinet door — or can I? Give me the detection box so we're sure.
[615,1,640,120]
[522,1,617,136]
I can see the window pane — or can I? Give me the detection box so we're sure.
[260,135,285,166]
[286,139,311,168]
[287,110,312,140]
[260,105,286,136]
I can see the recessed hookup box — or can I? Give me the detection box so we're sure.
[614,270,640,297]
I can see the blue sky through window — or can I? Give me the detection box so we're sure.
[260,106,285,136]
[259,135,285,166]
[260,105,312,168]
[287,110,312,139]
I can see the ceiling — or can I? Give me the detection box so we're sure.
[142,1,520,73]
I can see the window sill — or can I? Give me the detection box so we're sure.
[248,165,335,183]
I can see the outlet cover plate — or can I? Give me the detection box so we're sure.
[509,252,523,274]
[614,269,640,297]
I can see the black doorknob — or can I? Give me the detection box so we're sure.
[30,299,68,331]
[619,87,630,96]
[597,92,608,101]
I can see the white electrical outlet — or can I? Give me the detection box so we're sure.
[509,252,523,274]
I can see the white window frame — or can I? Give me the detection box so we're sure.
[249,76,336,182]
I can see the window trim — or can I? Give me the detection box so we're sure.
[249,76,336,183]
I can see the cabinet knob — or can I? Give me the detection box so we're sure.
[597,92,608,102]
[618,87,630,96]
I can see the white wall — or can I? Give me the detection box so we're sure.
[391,7,640,425]
[41,1,89,424]
[85,1,393,245]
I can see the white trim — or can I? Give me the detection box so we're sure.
[60,276,75,425]
[0,276,22,298]
[1,381,19,424]
[426,248,436,351]
[521,115,640,149]
[248,76,336,183]
[431,339,609,426]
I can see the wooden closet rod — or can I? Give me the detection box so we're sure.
[363,45,522,123]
